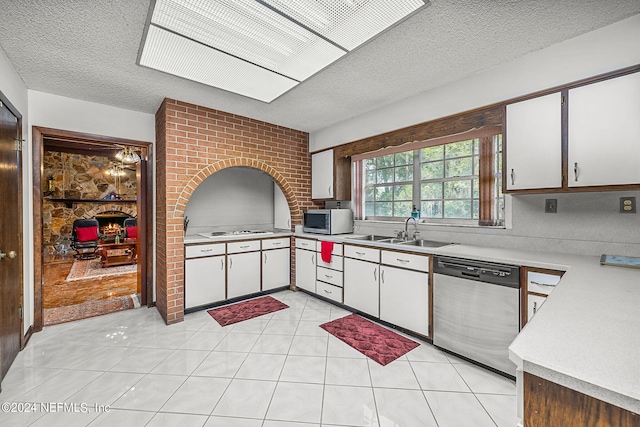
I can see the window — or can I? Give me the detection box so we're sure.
[359,134,503,225]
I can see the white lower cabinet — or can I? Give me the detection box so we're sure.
[185,256,226,309]
[344,258,380,317]
[295,248,316,293]
[380,265,429,336]
[527,294,547,323]
[262,248,290,291]
[227,251,261,298]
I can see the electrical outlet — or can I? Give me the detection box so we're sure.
[620,197,636,213]
[545,199,557,213]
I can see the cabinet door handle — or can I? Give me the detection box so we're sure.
[328,185,332,196]
[229,258,232,269]
[240,245,250,249]
[356,251,365,256]
[201,248,213,253]
[381,270,385,283]
[324,289,332,294]
[574,162,579,181]
[397,258,410,264]
[220,258,224,270]
[373,268,377,280]
[510,168,515,186]
[533,301,537,314]
[311,254,315,265]
[264,253,268,263]
[324,274,332,279]
[273,242,281,245]
[287,219,291,228]
[530,281,556,287]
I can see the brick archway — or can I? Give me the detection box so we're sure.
[173,158,301,224]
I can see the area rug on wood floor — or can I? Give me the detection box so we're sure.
[320,314,420,366]
[66,258,137,281]
[208,296,288,326]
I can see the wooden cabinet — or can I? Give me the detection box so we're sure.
[505,92,563,191]
[568,71,640,187]
[227,251,261,298]
[295,247,316,293]
[380,265,429,336]
[522,267,563,327]
[262,247,290,291]
[185,256,226,309]
[311,149,351,200]
[344,257,380,317]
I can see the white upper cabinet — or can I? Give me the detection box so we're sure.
[506,92,563,190]
[311,149,334,199]
[568,72,640,187]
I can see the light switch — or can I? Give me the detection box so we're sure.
[545,199,557,213]
[620,197,636,213]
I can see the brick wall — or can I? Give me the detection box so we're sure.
[155,98,318,324]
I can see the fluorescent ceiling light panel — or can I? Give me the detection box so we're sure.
[140,26,298,102]
[139,0,428,102]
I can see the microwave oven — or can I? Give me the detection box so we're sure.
[303,209,353,235]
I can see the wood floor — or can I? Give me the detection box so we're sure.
[42,254,138,325]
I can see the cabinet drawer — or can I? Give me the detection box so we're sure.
[316,281,343,303]
[318,255,343,271]
[315,241,343,256]
[296,238,316,250]
[317,266,343,287]
[262,237,290,250]
[528,272,562,296]
[227,240,261,254]
[381,250,429,272]
[344,245,380,263]
[185,243,225,259]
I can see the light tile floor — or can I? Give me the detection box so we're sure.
[0,290,517,426]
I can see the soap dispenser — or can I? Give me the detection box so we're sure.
[411,205,420,219]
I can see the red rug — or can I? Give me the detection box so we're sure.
[320,314,420,366]
[207,296,289,327]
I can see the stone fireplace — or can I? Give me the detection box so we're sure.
[95,211,133,241]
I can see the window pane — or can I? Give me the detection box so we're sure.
[444,200,471,218]
[420,146,444,162]
[445,157,472,178]
[421,201,442,218]
[365,170,376,185]
[473,200,479,219]
[365,202,374,217]
[394,165,413,182]
[473,139,479,155]
[375,186,393,201]
[394,202,412,217]
[445,140,473,158]
[421,182,442,199]
[393,184,412,200]
[444,180,471,199]
[365,187,374,202]
[473,155,479,175]
[376,168,394,184]
[376,154,394,168]
[395,152,412,166]
[375,202,393,216]
[472,178,479,198]
[364,158,376,170]
[421,161,444,180]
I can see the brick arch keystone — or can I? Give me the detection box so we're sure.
[173,158,301,223]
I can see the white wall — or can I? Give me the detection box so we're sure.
[184,167,275,235]
[0,47,31,335]
[310,14,640,151]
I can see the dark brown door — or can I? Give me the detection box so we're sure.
[0,97,23,387]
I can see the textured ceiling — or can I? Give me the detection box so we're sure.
[0,1,639,133]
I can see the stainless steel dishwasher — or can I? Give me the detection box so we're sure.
[433,256,520,377]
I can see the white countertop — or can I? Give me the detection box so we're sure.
[184,231,292,244]
[293,232,640,413]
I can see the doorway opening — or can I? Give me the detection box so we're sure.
[32,128,152,330]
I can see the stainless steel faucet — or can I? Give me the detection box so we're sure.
[405,217,419,240]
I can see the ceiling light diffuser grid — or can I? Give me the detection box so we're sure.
[139,26,298,102]
[261,0,427,50]
[152,0,345,81]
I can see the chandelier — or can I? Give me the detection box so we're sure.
[105,164,126,177]
[115,146,141,164]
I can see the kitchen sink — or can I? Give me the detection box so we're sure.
[399,239,452,248]
[379,238,407,244]
[347,235,391,241]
